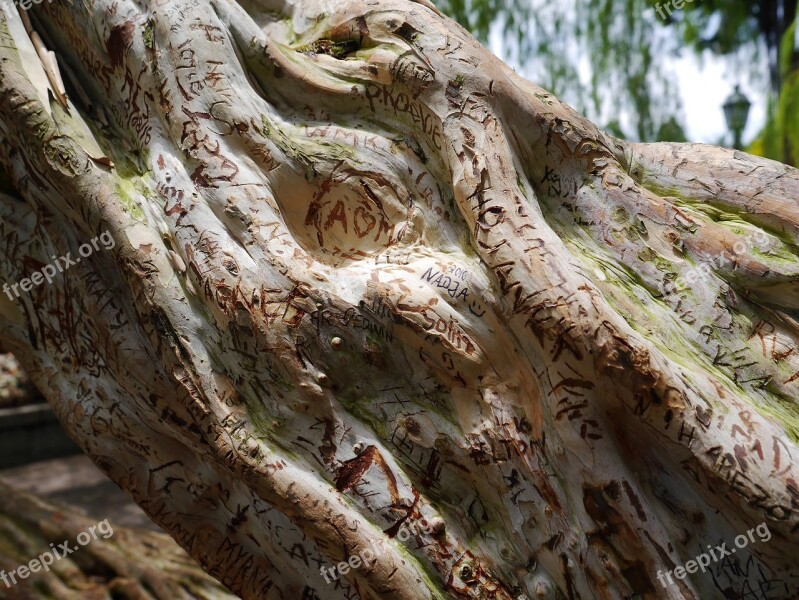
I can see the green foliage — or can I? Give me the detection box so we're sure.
[655,116,688,142]
[436,0,533,48]
[658,0,761,56]
[749,18,799,166]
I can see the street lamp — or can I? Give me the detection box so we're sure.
[723,85,751,150]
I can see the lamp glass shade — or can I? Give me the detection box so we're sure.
[723,85,751,133]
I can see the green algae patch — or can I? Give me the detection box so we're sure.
[296,39,360,59]
[114,176,148,222]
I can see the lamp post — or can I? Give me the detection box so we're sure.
[723,85,751,150]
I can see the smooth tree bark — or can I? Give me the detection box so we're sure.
[0,1,798,598]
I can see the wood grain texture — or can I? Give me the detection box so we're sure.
[0,1,797,598]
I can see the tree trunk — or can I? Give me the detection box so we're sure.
[0,1,798,599]
[0,480,239,599]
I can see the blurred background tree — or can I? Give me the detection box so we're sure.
[749,15,798,165]
[434,0,798,165]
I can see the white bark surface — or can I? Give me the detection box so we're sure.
[0,1,798,598]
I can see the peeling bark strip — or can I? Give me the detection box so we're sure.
[0,1,798,599]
